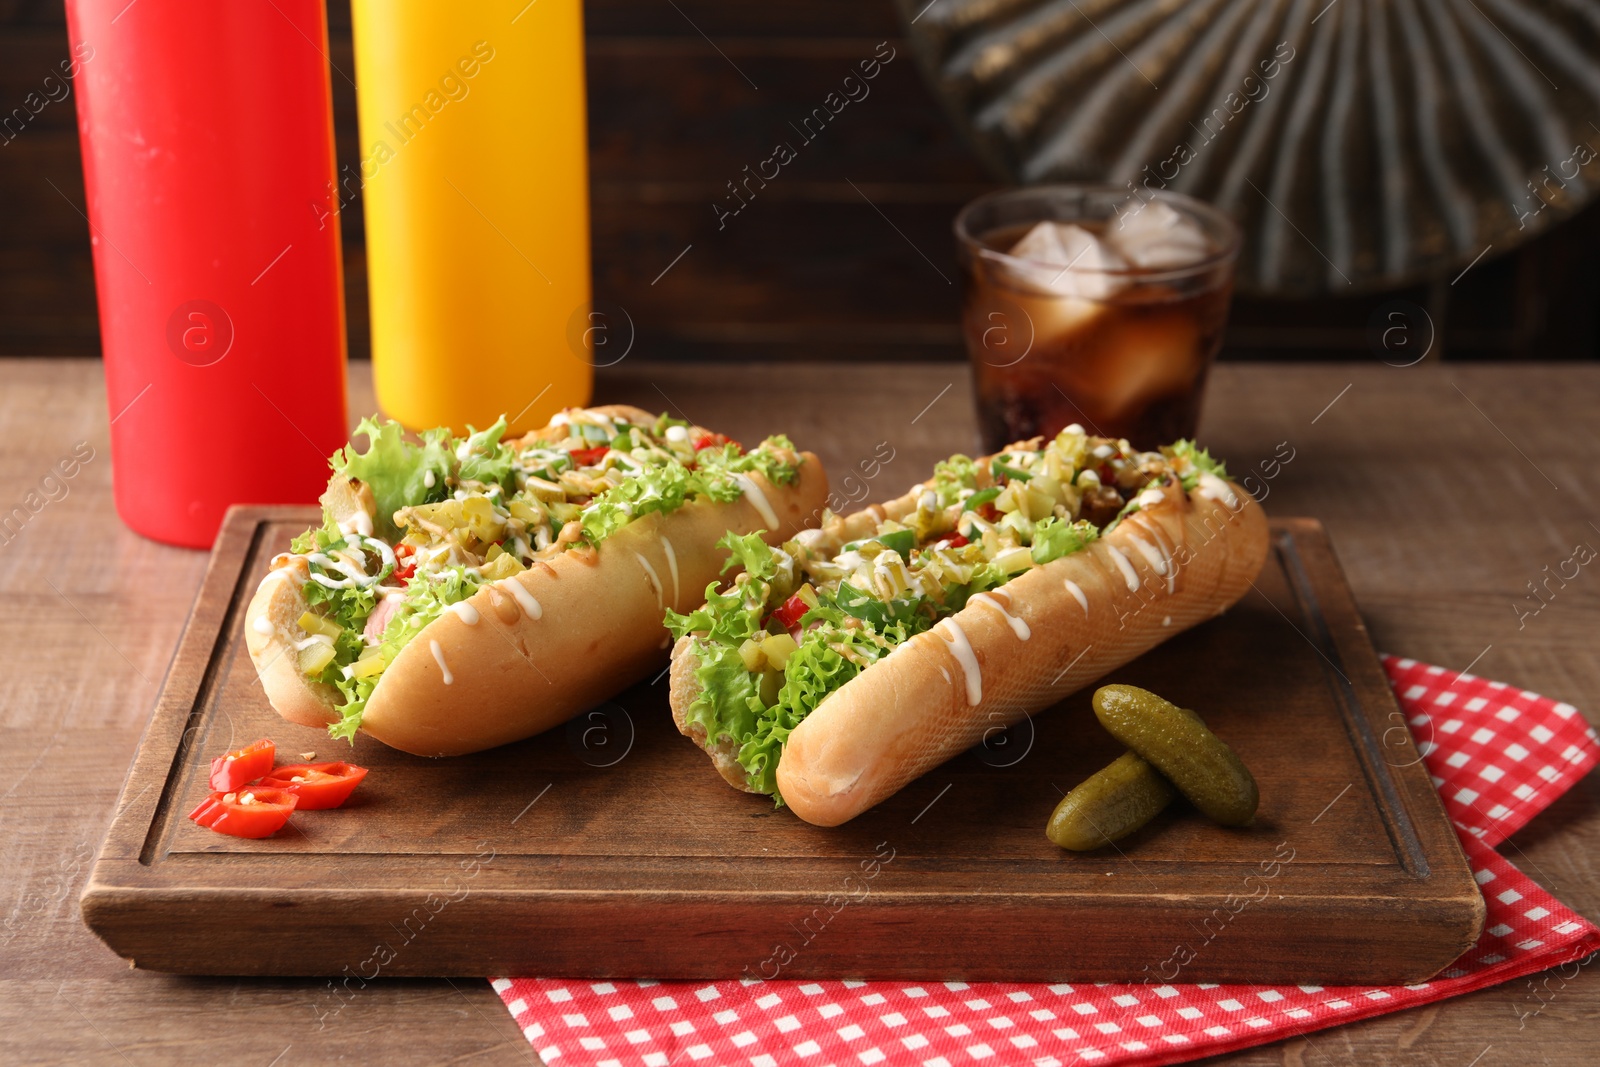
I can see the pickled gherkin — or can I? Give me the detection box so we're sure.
[1092,684,1259,826]
[1047,751,1175,850]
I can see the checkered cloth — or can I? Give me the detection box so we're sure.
[493,657,1600,1067]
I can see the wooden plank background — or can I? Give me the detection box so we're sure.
[4,358,1600,1063]
[2,0,1598,361]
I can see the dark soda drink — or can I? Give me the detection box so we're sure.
[955,187,1239,453]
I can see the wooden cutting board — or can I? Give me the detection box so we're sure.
[81,507,1484,984]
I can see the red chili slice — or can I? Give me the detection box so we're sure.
[209,738,276,792]
[570,445,610,467]
[258,761,369,810]
[188,787,297,839]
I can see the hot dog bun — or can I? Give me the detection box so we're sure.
[775,477,1267,825]
[245,406,828,757]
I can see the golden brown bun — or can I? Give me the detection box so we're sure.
[246,408,828,757]
[776,478,1267,825]
[244,562,341,730]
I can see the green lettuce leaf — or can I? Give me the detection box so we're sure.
[1166,440,1229,491]
[929,454,980,507]
[720,531,779,581]
[669,570,927,804]
[330,417,453,538]
[695,435,802,488]
[1031,517,1101,565]
[301,568,381,632]
[580,460,699,545]
[457,416,515,488]
[578,441,804,549]
[325,566,483,742]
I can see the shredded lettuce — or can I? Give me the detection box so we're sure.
[695,435,802,489]
[1166,440,1228,491]
[323,566,483,741]
[580,460,702,546]
[295,413,807,743]
[330,418,453,538]
[578,440,801,549]
[720,530,780,582]
[929,454,980,507]
[301,566,382,632]
[457,417,516,488]
[289,509,344,556]
[665,534,937,804]
[1030,517,1100,565]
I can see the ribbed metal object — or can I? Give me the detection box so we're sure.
[894,0,1600,294]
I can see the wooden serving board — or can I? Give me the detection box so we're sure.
[82,508,1484,984]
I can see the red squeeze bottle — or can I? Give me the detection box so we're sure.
[65,0,348,549]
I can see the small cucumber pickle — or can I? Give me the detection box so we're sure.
[1092,684,1259,826]
[1046,751,1175,851]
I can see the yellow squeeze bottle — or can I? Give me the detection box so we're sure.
[350,0,591,434]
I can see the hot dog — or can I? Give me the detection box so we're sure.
[247,405,828,756]
[666,427,1268,826]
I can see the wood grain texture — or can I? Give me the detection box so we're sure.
[80,511,1484,983]
[2,358,1597,1065]
[3,2,1599,361]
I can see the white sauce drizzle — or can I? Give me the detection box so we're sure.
[1197,472,1240,509]
[448,601,480,625]
[305,551,366,588]
[1137,488,1165,509]
[252,616,273,635]
[664,424,689,443]
[1125,533,1169,575]
[734,474,779,528]
[306,537,394,590]
[1105,545,1141,591]
[661,537,680,604]
[635,552,665,610]
[939,666,951,684]
[261,568,301,589]
[970,593,1031,641]
[497,579,542,620]
[1063,579,1089,614]
[936,619,982,705]
[429,639,454,685]
[1137,516,1179,593]
[423,469,436,489]
[293,635,334,650]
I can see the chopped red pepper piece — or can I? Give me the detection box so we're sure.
[770,593,809,631]
[570,445,610,467]
[693,433,741,454]
[939,533,970,549]
[259,761,368,810]
[209,738,276,792]
[189,787,297,839]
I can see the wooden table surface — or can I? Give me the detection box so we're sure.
[3,357,1597,1065]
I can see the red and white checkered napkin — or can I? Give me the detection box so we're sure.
[493,657,1600,1067]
